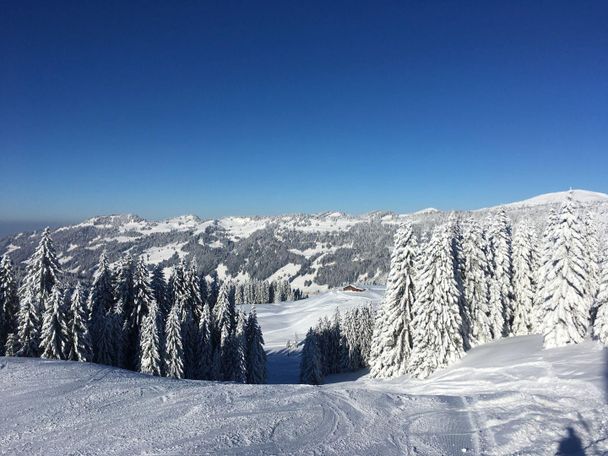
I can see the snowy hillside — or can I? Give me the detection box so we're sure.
[1,189,607,294]
[1,333,606,455]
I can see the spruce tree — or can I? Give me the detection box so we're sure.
[511,222,539,336]
[246,305,267,384]
[67,283,93,362]
[234,311,248,383]
[539,194,592,348]
[89,251,117,364]
[369,223,418,378]
[164,302,185,379]
[534,208,559,332]
[593,256,608,345]
[300,328,323,385]
[0,254,19,354]
[408,224,464,379]
[151,265,168,319]
[40,286,69,359]
[139,300,162,376]
[461,220,492,347]
[487,210,514,336]
[196,303,214,380]
[18,227,62,355]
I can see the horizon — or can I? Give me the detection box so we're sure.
[2,2,607,222]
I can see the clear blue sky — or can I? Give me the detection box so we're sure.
[1,1,607,223]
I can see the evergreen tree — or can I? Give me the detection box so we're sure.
[67,283,92,362]
[88,251,118,365]
[461,220,492,347]
[539,194,592,348]
[534,208,559,332]
[408,224,464,379]
[0,254,19,354]
[369,223,418,378]
[219,318,238,381]
[164,302,185,379]
[234,311,248,383]
[40,286,69,359]
[487,210,514,336]
[246,305,267,384]
[593,256,608,345]
[18,227,62,355]
[511,222,539,336]
[151,265,169,319]
[195,303,214,379]
[300,328,323,385]
[138,300,162,376]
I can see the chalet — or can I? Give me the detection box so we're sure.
[342,284,365,292]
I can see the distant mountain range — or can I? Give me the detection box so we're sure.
[2,190,607,293]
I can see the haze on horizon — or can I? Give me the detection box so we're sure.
[1,1,607,224]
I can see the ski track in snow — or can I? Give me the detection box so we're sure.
[1,289,608,455]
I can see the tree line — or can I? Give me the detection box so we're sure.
[300,306,374,385]
[369,192,608,379]
[0,230,267,384]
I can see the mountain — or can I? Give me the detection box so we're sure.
[1,190,606,293]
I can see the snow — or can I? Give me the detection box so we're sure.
[494,189,608,209]
[142,242,187,264]
[3,243,20,255]
[266,262,301,282]
[0,287,607,455]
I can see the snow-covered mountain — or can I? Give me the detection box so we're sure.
[1,189,607,293]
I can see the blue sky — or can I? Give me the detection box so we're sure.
[1,1,607,223]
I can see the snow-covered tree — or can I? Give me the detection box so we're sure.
[300,328,323,385]
[593,256,608,345]
[461,219,492,347]
[511,222,539,336]
[246,305,267,384]
[151,265,168,319]
[40,286,69,359]
[539,194,592,348]
[534,208,558,331]
[408,224,464,379]
[67,283,92,362]
[234,311,248,383]
[369,223,418,378]
[219,318,238,381]
[138,300,162,376]
[89,251,118,365]
[486,210,514,337]
[16,287,41,357]
[0,254,19,354]
[164,302,185,379]
[195,303,214,380]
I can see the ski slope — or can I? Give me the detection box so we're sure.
[1,289,607,455]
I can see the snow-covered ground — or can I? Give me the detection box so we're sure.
[1,288,607,455]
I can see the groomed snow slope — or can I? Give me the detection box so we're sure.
[1,289,607,455]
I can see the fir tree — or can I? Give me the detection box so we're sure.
[487,210,514,336]
[593,256,608,345]
[300,328,323,385]
[67,283,93,362]
[0,254,19,354]
[164,302,185,379]
[234,311,248,383]
[408,224,464,379]
[461,220,492,347]
[534,208,558,331]
[539,194,592,348]
[195,303,214,380]
[139,300,162,376]
[40,286,69,359]
[511,222,539,336]
[16,288,41,357]
[369,223,418,378]
[246,305,267,384]
[151,265,169,319]
[89,251,117,365]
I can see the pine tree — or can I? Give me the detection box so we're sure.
[234,311,248,383]
[18,227,62,355]
[139,300,162,376]
[40,286,69,359]
[89,251,117,365]
[593,256,608,345]
[511,222,539,336]
[534,208,558,332]
[408,224,464,379]
[300,328,323,385]
[487,210,514,337]
[0,254,19,354]
[213,282,234,338]
[195,303,214,379]
[151,265,168,319]
[369,223,418,378]
[539,194,592,348]
[164,302,185,379]
[461,220,492,347]
[246,305,267,384]
[67,283,93,362]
